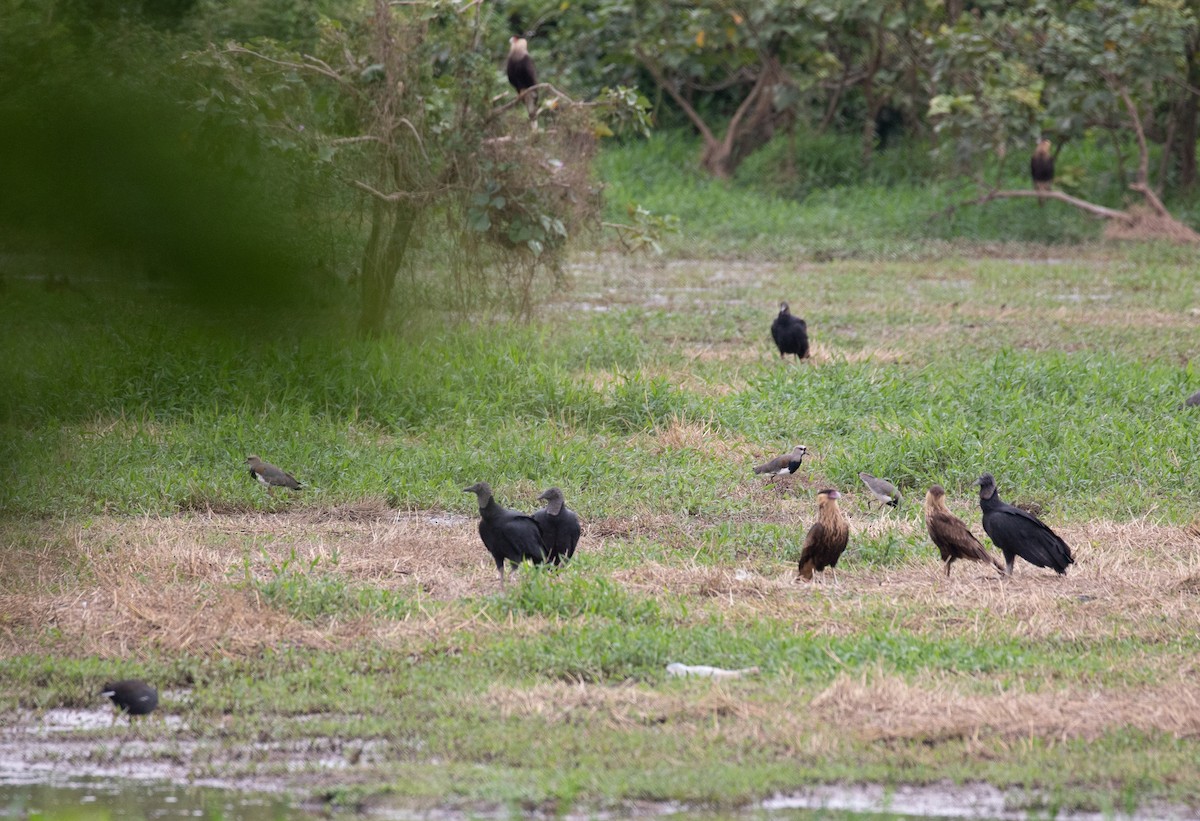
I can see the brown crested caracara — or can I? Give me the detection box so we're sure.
[797,489,850,581]
[506,35,538,122]
[1031,138,1054,195]
[923,485,1004,578]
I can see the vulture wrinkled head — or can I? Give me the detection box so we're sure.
[975,473,996,499]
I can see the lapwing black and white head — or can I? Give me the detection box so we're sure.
[859,472,901,509]
[245,455,302,495]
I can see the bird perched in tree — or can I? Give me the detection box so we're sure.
[532,487,581,566]
[1031,138,1055,203]
[770,301,809,360]
[859,472,901,509]
[101,679,158,723]
[923,485,1005,577]
[464,482,547,586]
[976,473,1074,576]
[245,455,302,495]
[506,35,538,123]
[753,445,808,475]
[797,489,849,581]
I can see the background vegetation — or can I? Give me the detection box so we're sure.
[2,0,1200,817]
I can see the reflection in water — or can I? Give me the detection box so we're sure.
[0,781,326,821]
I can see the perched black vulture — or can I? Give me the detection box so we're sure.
[753,444,807,475]
[976,473,1074,576]
[245,455,302,495]
[770,301,809,360]
[1031,138,1054,201]
[859,472,901,509]
[532,487,581,566]
[797,489,849,581]
[924,485,1004,577]
[506,36,538,121]
[101,679,158,723]
[464,481,547,585]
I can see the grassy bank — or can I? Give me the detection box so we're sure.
[2,245,1200,816]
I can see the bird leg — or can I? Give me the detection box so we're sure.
[944,559,953,577]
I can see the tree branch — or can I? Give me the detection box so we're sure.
[634,47,718,146]
[947,188,1136,224]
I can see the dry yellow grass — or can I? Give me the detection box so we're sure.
[2,510,1198,661]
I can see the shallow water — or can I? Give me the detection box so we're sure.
[0,780,327,820]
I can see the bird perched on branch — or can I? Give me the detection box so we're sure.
[245,455,302,495]
[533,487,581,566]
[923,485,1004,577]
[101,679,158,724]
[976,473,1074,576]
[770,301,809,360]
[506,35,538,123]
[464,482,547,586]
[1031,138,1055,203]
[797,489,849,581]
[753,445,808,476]
[859,472,901,509]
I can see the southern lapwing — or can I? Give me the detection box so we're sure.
[245,455,302,496]
[859,472,901,509]
[753,445,808,475]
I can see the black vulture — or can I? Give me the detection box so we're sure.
[464,481,547,585]
[976,473,1074,576]
[797,489,849,581]
[506,36,538,122]
[532,487,581,566]
[770,302,809,360]
[924,485,1004,577]
[859,472,901,509]
[101,679,158,723]
[1031,139,1054,202]
[753,444,807,475]
[245,455,302,495]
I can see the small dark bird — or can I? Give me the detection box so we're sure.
[977,473,1074,576]
[506,35,538,122]
[859,472,901,509]
[1031,138,1055,203]
[464,482,547,585]
[797,489,849,581]
[753,445,808,475]
[924,485,1005,577]
[246,455,302,495]
[770,301,809,360]
[1179,389,1200,409]
[101,679,158,723]
[532,487,581,566]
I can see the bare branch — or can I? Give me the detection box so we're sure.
[635,47,718,146]
[352,180,434,203]
[946,188,1136,224]
[224,45,345,84]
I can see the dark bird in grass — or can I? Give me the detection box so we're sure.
[1179,389,1200,409]
[506,35,538,122]
[924,485,1005,577]
[533,487,581,566]
[101,679,158,723]
[976,473,1074,577]
[1031,138,1055,204]
[770,301,809,360]
[797,489,849,581]
[464,482,547,586]
[753,445,808,475]
[859,472,901,509]
[245,455,302,495]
